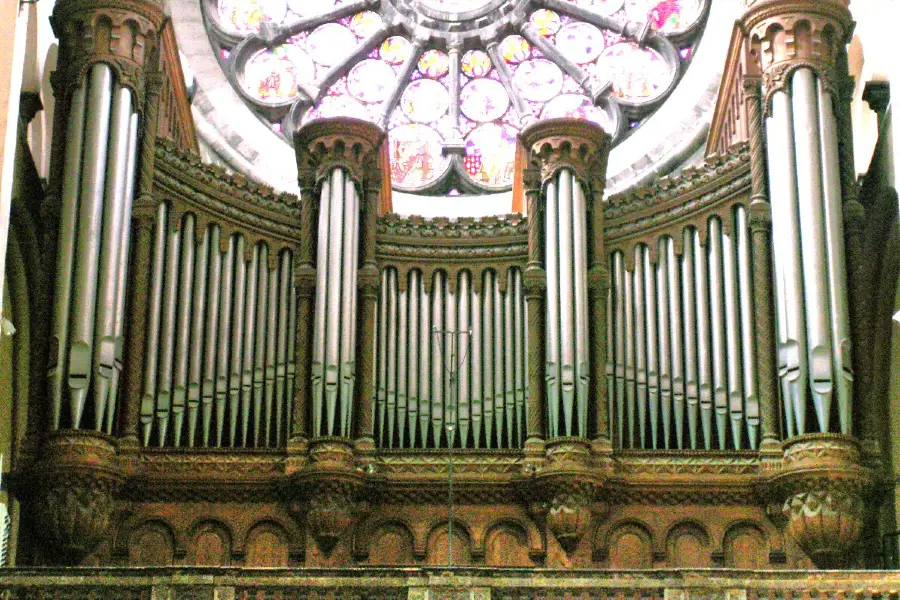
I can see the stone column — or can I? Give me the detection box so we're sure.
[29,0,165,565]
[744,0,874,568]
[288,118,385,556]
[517,119,611,563]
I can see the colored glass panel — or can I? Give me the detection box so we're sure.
[461,50,492,78]
[243,45,314,103]
[307,23,356,66]
[555,22,605,64]
[625,0,702,34]
[542,94,613,131]
[460,78,509,122]
[574,0,624,17]
[401,79,450,123]
[348,59,395,103]
[350,11,383,38]
[499,35,530,64]
[513,59,563,102]
[381,36,413,65]
[530,10,561,36]
[464,123,517,186]
[389,124,450,188]
[419,0,494,11]
[597,42,673,102]
[418,50,450,78]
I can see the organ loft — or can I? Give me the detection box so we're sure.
[0,0,899,594]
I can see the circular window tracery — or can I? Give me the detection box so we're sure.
[204,0,708,193]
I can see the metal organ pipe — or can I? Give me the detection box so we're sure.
[655,242,671,447]
[312,176,331,437]
[201,226,222,446]
[141,203,168,446]
[693,229,714,449]
[458,271,471,448]
[470,276,482,448]
[172,215,196,446]
[681,229,699,449]
[240,244,260,447]
[492,273,504,446]
[445,276,457,447]
[482,270,495,447]
[228,236,248,446]
[68,64,113,429]
[157,225,181,446]
[252,245,269,446]
[642,246,659,449]
[722,224,745,448]
[613,252,627,445]
[665,238,685,449]
[736,206,760,449]
[418,271,430,447]
[407,271,420,446]
[708,218,729,448]
[545,178,560,437]
[432,271,445,445]
[276,250,292,445]
[623,263,635,447]
[264,256,279,445]
[572,178,590,438]
[558,170,576,437]
[187,227,210,447]
[386,269,398,447]
[49,81,87,430]
[633,248,647,448]
[215,235,235,446]
[397,280,409,449]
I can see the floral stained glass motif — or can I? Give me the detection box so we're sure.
[211,0,707,192]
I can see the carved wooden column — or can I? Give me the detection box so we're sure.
[522,165,546,453]
[28,0,165,565]
[744,0,874,568]
[288,118,385,557]
[518,119,611,564]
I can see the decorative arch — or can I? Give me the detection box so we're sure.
[425,519,474,566]
[721,520,769,569]
[663,519,711,568]
[482,518,537,567]
[357,518,416,566]
[599,519,654,569]
[243,519,291,567]
[187,519,234,566]
[127,519,178,566]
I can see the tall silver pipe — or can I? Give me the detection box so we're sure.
[792,68,834,433]
[681,229,699,449]
[141,203,168,446]
[241,244,260,447]
[312,177,332,435]
[215,235,235,446]
[514,269,526,445]
[157,226,181,446]
[493,275,505,445]
[633,247,647,448]
[49,81,87,429]
[693,229,713,449]
[769,90,808,436]
[201,226,222,446]
[92,86,133,431]
[276,250,291,445]
[606,284,615,443]
[188,227,211,447]
[642,246,659,449]
[68,64,113,429]
[483,270,495,447]
[324,170,345,435]
[376,268,389,445]
[613,252,627,445]
[264,263,278,445]
[344,182,361,435]
[708,218,729,448]
[735,207,759,448]
[545,179,561,437]
[817,83,853,434]
[228,236,248,446]
[446,279,458,447]
[623,265,636,447]
[431,271,445,445]
[172,214,196,446]
[252,246,269,446]
[558,170,576,436]
[655,243,672,448]
[287,265,298,439]
[573,179,590,438]
[339,172,359,438]
[386,269,398,447]
[407,271,421,447]
[108,111,141,435]
[722,226,744,448]
[504,275,516,446]
[397,284,409,448]
[471,278,483,448]
[418,273,431,447]
[458,271,471,448]
[666,238,685,449]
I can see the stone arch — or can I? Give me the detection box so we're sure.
[425,519,473,566]
[603,520,653,569]
[244,520,290,567]
[128,519,177,566]
[187,519,233,566]
[664,519,711,568]
[483,519,534,567]
[722,520,769,569]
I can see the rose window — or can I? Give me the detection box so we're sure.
[203,0,709,193]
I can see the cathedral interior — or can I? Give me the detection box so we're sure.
[1,0,900,596]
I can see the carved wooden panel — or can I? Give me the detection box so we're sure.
[665,522,711,568]
[245,522,290,567]
[189,521,232,566]
[426,526,473,566]
[724,524,766,569]
[128,522,175,566]
[368,524,415,566]
[607,523,652,569]
[485,523,532,567]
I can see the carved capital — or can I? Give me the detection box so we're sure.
[294,118,386,194]
[766,434,875,568]
[742,0,853,111]
[519,119,611,191]
[29,431,124,564]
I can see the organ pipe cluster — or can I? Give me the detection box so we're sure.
[140,212,296,448]
[545,169,591,438]
[374,268,528,449]
[766,68,853,437]
[607,209,760,450]
[49,64,140,433]
[311,168,361,438]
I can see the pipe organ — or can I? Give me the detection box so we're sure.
[139,212,297,448]
[373,267,528,449]
[49,64,140,433]
[607,209,760,450]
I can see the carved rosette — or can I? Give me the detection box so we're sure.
[29,431,124,564]
[742,0,853,112]
[288,437,365,555]
[50,0,166,110]
[519,438,608,555]
[767,434,874,568]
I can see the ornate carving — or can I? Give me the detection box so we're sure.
[519,119,611,190]
[294,118,385,192]
[29,432,124,564]
[765,434,874,568]
[546,490,594,553]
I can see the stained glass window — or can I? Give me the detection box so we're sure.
[203,0,708,193]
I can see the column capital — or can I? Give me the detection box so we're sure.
[294,118,387,194]
[518,118,611,194]
[50,0,167,109]
[742,0,854,110]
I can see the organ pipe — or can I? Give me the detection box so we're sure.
[492,274,504,446]
[397,284,409,448]
[215,235,235,446]
[141,203,168,446]
[228,236,248,446]
[69,64,113,429]
[693,229,714,449]
[633,248,647,448]
[572,178,590,438]
[187,227,210,447]
[483,270,495,447]
[276,250,292,445]
[623,265,635,447]
[681,230,699,449]
[458,271,471,448]
[655,242,671,447]
[642,246,659,449]
[666,238,685,450]
[722,225,745,448]
[156,224,180,446]
[736,206,760,449]
[241,244,260,447]
[545,178,560,436]
[312,176,331,436]
[253,246,269,446]
[172,215,196,446]
[418,273,430,447]
[708,218,729,448]
[407,270,420,445]
[471,278,483,448]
